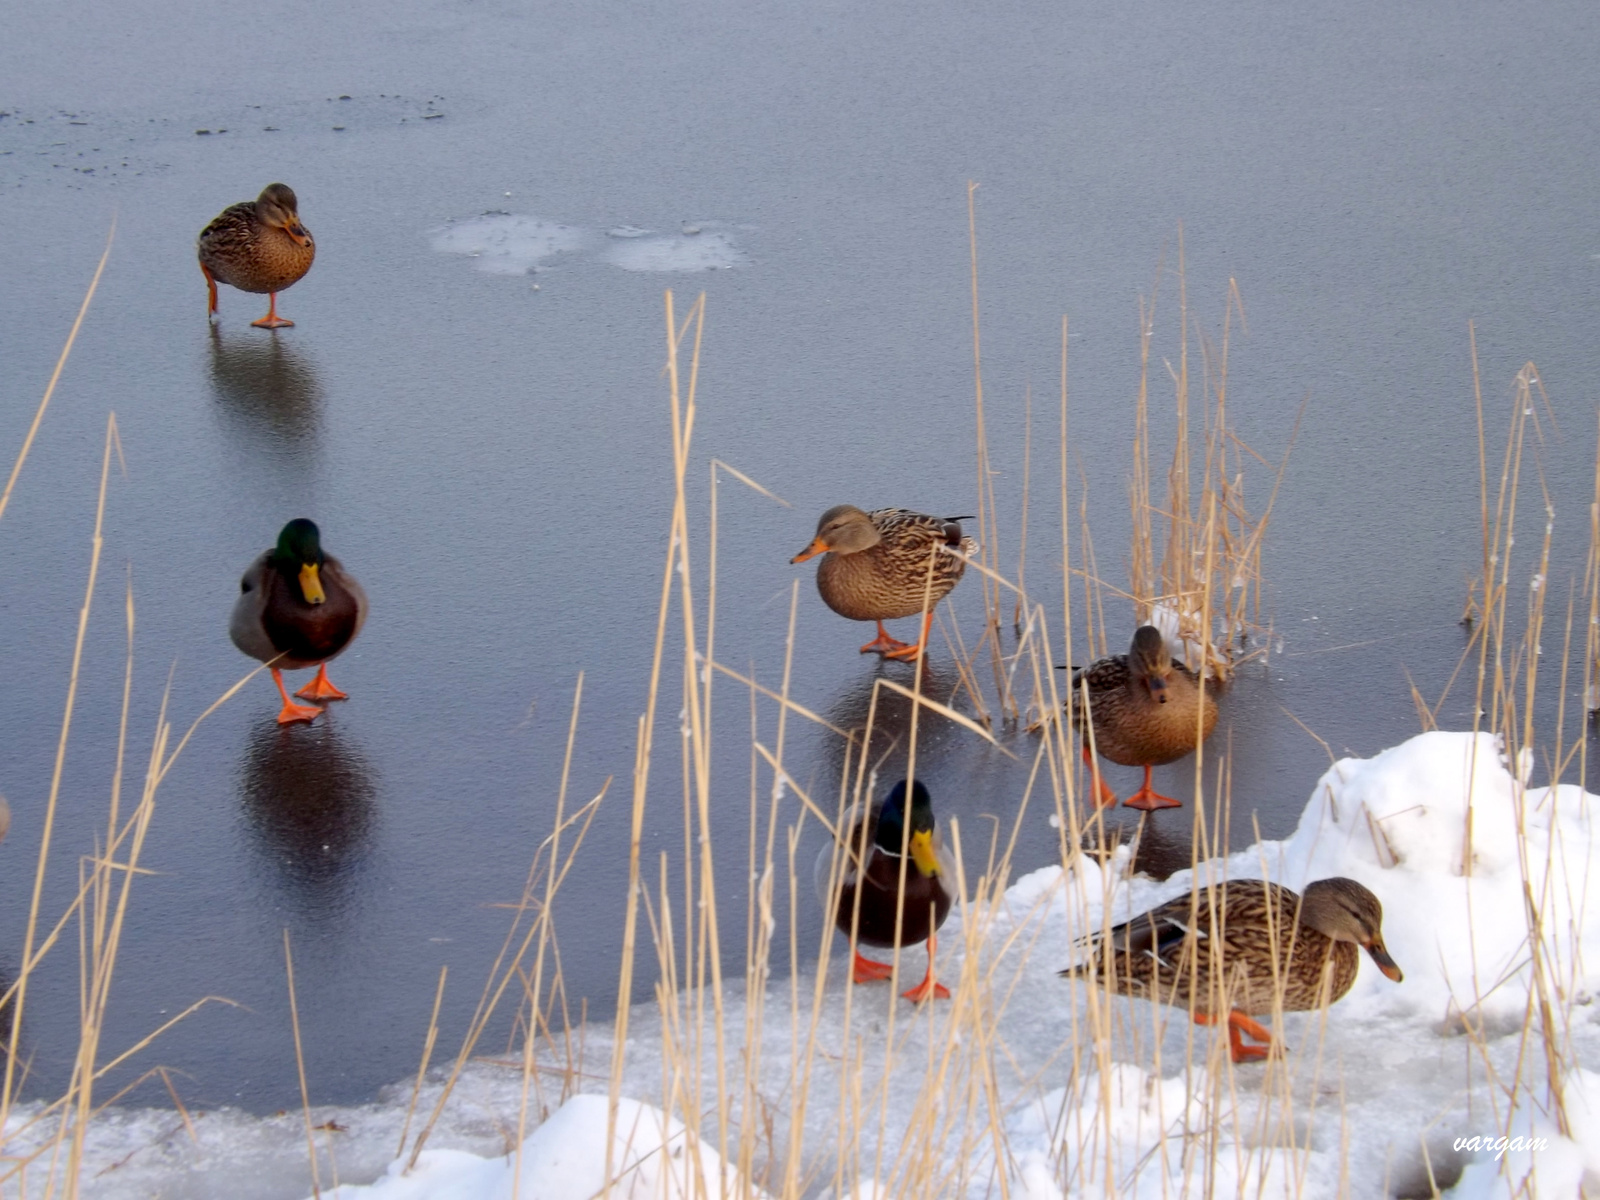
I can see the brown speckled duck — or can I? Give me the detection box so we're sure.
[1069,625,1219,810]
[231,519,367,724]
[1061,877,1402,1062]
[198,183,315,328]
[817,779,953,1002]
[792,506,976,661]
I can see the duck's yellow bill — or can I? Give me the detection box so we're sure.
[298,562,326,605]
[790,537,828,564]
[910,829,939,877]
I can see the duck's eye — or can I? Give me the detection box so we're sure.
[241,580,252,593]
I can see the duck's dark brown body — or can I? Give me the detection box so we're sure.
[230,551,366,668]
[822,804,952,949]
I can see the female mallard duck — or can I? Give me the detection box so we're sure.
[1069,624,1219,810]
[1061,877,1402,1062]
[792,506,976,661]
[198,183,315,328]
[817,779,953,1002]
[231,519,367,724]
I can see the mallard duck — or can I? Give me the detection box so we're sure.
[791,506,976,661]
[231,519,367,724]
[1061,877,1402,1062]
[198,183,315,328]
[817,779,953,1001]
[1068,625,1219,810]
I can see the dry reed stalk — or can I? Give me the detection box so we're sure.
[284,930,322,1200]
[965,185,1008,713]
[0,220,114,529]
[396,966,449,1160]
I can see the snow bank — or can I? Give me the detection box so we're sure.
[319,1095,748,1200]
[15,732,1598,1199]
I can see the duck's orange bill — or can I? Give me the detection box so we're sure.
[910,829,940,877]
[1367,941,1403,982]
[298,562,326,605]
[790,537,829,564]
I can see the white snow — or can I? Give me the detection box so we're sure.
[18,732,1600,1199]
[315,1096,746,1200]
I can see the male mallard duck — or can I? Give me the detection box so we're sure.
[817,779,953,1002]
[1061,877,1402,1062]
[198,183,315,328]
[231,519,367,724]
[1068,625,1219,810]
[792,506,976,661]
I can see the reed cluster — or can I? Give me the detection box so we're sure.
[0,219,1592,1200]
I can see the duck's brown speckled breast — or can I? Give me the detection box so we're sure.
[199,205,316,294]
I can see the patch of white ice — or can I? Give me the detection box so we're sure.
[601,231,745,272]
[430,214,589,275]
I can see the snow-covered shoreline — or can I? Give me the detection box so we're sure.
[15,732,1600,1199]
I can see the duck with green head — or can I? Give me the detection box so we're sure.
[198,183,316,328]
[231,519,367,724]
[817,778,954,1002]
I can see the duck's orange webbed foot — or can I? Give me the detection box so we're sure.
[272,669,323,724]
[852,951,894,983]
[881,612,933,661]
[276,701,324,724]
[1197,1010,1277,1063]
[1081,745,1118,807]
[1123,766,1182,811]
[294,664,348,702]
[859,621,914,657]
[882,641,927,662]
[251,293,295,329]
[901,975,951,1002]
[900,935,950,1002]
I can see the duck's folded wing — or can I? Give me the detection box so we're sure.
[812,799,876,908]
[1060,900,1203,976]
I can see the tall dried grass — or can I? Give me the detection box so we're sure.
[1,225,1592,1200]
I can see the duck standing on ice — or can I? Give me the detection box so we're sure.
[818,778,953,1002]
[1068,624,1219,810]
[791,505,976,662]
[231,519,367,725]
[198,183,315,328]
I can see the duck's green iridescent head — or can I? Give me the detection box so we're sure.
[875,779,940,877]
[271,518,326,605]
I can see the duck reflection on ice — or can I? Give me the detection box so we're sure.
[207,324,323,458]
[238,715,377,912]
[819,660,964,790]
